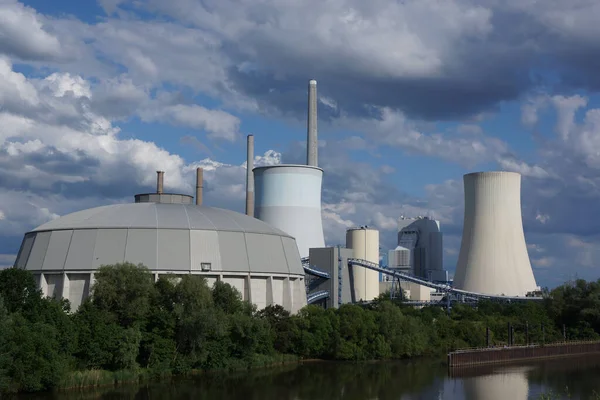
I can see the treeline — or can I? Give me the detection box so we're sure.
[0,263,599,393]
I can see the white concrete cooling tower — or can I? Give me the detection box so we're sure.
[454,171,537,296]
[253,165,325,258]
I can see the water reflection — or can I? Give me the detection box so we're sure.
[14,356,600,400]
[462,367,532,400]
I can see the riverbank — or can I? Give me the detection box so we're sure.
[57,354,300,391]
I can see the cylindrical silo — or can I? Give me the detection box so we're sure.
[253,165,325,258]
[346,227,379,301]
[454,171,538,296]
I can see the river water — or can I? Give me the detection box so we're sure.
[16,356,600,400]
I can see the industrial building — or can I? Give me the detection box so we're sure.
[454,171,538,296]
[305,227,381,306]
[14,170,307,313]
[307,246,354,308]
[389,216,447,282]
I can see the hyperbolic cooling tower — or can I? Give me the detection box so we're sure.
[254,165,325,258]
[346,227,379,301]
[454,171,538,296]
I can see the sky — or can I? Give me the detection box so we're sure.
[2,0,600,288]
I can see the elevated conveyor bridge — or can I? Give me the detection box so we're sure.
[347,258,543,302]
[302,257,330,304]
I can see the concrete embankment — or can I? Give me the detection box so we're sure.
[448,341,600,367]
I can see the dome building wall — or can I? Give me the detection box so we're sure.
[14,181,307,313]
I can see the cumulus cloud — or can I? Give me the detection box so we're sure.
[3,0,600,287]
[0,0,63,61]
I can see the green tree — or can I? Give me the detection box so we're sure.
[91,263,155,327]
[212,281,244,315]
[0,268,39,314]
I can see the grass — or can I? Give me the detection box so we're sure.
[57,354,300,391]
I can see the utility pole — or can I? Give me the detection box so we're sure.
[486,327,490,347]
[507,322,512,346]
[526,321,529,346]
[511,326,515,346]
[542,323,545,345]
[563,324,567,342]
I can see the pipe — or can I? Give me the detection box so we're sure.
[306,79,318,167]
[156,171,164,194]
[246,134,254,216]
[196,167,203,206]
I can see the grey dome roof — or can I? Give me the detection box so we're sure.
[32,203,292,237]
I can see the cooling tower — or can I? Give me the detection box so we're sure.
[346,227,379,301]
[454,171,537,296]
[253,165,325,258]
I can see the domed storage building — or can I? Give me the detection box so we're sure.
[13,170,307,313]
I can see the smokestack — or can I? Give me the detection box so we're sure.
[196,167,203,206]
[307,79,318,167]
[156,171,164,194]
[246,135,255,216]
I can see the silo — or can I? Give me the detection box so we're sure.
[454,171,538,296]
[253,165,325,258]
[346,227,379,301]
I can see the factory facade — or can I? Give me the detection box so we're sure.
[389,216,447,282]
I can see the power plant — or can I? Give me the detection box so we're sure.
[11,78,543,314]
[454,172,538,296]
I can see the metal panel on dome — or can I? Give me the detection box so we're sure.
[198,209,242,232]
[157,229,190,270]
[42,230,73,270]
[218,231,250,272]
[246,233,288,274]
[281,237,303,275]
[15,233,35,269]
[183,207,216,230]
[190,230,222,271]
[92,229,127,268]
[64,230,97,270]
[156,205,189,229]
[27,231,51,270]
[218,209,273,234]
[124,229,157,269]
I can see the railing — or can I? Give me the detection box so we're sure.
[448,340,600,367]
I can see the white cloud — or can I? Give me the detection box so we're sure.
[0,0,62,61]
[141,103,241,142]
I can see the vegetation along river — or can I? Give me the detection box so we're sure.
[13,356,600,400]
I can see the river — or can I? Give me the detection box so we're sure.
[15,356,600,400]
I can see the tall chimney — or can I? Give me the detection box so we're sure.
[246,135,255,217]
[307,79,318,167]
[156,171,164,194]
[196,167,203,206]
